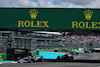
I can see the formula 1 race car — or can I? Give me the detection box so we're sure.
[84,50,93,53]
[57,53,74,61]
[69,51,79,55]
[17,55,44,63]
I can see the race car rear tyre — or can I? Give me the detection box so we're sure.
[57,56,60,60]
[40,57,44,62]
[70,57,73,60]
[76,53,79,55]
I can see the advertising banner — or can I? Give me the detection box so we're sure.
[0,8,100,30]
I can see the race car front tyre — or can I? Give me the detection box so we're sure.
[57,56,60,60]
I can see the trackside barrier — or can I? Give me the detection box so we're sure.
[0,53,7,61]
[31,50,39,56]
[37,47,78,50]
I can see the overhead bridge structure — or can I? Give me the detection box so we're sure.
[0,8,100,61]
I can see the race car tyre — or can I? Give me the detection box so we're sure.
[57,56,60,60]
[27,60,31,63]
[76,53,79,55]
[18,62,20,63]
[69,57,73,60]
[40,57,44,62]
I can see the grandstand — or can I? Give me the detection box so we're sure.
[62,30,100,50]
[36,30,100,50]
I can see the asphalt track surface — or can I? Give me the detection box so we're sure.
[0,53,100,67]
[74,52,100,60]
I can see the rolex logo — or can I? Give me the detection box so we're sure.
[29,9,38,20]
[83,10,93,20]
